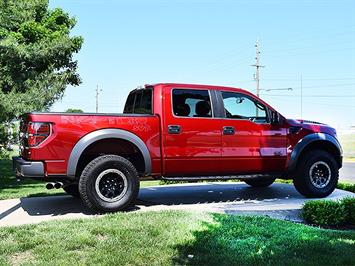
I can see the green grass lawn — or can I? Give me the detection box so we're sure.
[0,210,354,265]
[0,159,159,200]
[0,159,62,200]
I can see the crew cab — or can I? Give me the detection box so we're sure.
[13,83,343,212]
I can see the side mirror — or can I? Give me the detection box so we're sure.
[270,111,280,125]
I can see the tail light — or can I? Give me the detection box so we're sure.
[27,122,51,147]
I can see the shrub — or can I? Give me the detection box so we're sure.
[302,200,346,226]
[341,197,355,225]
[337,182,355,193]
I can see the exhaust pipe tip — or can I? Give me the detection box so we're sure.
[54,182,63,189]
[46,183,55,190]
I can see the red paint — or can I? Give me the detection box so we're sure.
[19,83,338,178]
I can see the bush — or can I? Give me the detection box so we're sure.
[341,197,355,225]
[337,182,355,193]
[302,200,346,226]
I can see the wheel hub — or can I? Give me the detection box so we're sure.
[309,161,331,189]
[95,169,128,202]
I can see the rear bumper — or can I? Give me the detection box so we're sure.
[12,156,44,178]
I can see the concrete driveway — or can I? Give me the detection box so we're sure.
[1,182,354,227]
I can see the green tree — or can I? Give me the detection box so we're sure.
[0,0,83,154]
[65,108,83,113]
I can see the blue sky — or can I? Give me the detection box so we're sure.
[50,0,355,130]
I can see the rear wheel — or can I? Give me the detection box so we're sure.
[294,150,338,198]
[63,184,80,198]
[79,155,139,213]
[244,177,276,187]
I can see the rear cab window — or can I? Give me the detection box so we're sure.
[123,88,152,114]
[172,89,213,118]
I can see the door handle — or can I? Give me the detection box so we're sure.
[223,126,235,135]
[168,125,181,134]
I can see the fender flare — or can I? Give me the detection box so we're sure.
[287,133,342,173]
[67,128,152,178]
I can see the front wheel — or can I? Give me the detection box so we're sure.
[294,150,338,198]
[244,177,276,187]
[79,155,140,213]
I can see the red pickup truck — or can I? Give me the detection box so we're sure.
[13,83,342,212]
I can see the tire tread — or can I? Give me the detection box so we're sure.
[293,149,338,198]
[79,155,139,213]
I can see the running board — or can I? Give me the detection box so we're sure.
[162,174,279,182]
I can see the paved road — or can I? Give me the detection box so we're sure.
[340,162,355,183]
[0,183,354,227]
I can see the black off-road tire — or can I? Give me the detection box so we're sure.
[244,177,276,187]
[79,155,140,213]
[63,184,80,198]
[294,149,338,198]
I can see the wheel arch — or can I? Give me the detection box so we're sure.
[288,133,342,173]
[67,128,152,178]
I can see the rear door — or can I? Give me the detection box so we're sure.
[162,87,222,176]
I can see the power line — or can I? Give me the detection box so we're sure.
[264,77,355,81]
[260,83,355,90]
[261,94,355,97]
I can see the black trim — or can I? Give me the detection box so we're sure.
[162,173,283,181]
[211,90,225,118]
[168,125,181,134]
[12,156,44,178]
[287,133,343,173]
[223,126,235,135]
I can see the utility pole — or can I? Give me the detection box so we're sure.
[95,85,102,113]
[252,40,265,97]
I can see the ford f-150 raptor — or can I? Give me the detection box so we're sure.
[13,83,342,212]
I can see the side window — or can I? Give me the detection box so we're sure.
[123,92,135,113]
[222,91,268,123]
[123,89,152,114]
[134,89,152,114]
[172,89,212,118]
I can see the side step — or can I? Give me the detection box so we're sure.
[162,174,278,182]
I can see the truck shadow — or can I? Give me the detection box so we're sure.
[136,182,299,206]
[19,195,94,216]
[1,183,347,220]
[0,183,297,218]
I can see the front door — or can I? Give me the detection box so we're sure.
[162,87,222,176]
[218,90,287,174]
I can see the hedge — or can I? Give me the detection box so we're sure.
[337,182,355,193]
[302,197,355,226]
[342,197,355,225]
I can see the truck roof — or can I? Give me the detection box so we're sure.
[146,82,252,94]
[147,82,277,112]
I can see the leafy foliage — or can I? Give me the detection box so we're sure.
[0,0,83,151]
[302,197,355,226]
[337,182,355,193]
[302,199,348,226]
[65,108,83,113]
[342,197,355,225]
